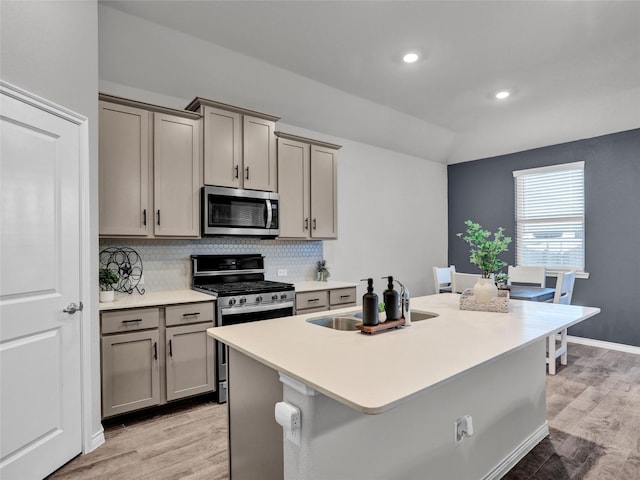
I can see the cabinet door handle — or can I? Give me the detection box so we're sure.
[308,298,320,302]
[304,218,309,230]
[122,318,142,324]
[143,209,147,226]
[182,312,200,317]
[153,342,157,360]
[340,295,351,299]
[234,165,239,179]
[168,339,173,357]
[157,209,161,225]
[245,166,250,180]
[313,218,317,230]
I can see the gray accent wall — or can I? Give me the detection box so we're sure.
[448,129,640,347]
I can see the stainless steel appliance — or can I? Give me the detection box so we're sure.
[191,254,294,403]
[202,186,279,237]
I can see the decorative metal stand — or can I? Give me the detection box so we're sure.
[99,247,145,295]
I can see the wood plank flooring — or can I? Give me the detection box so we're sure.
[48,344,640,480]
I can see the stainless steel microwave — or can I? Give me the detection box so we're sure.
[202,186,279,237]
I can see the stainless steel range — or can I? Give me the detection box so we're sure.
[191,254,295,403]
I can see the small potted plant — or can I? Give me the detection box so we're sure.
[317,260,330,282]
[457,220,512,303]
[99,267,119,303]
[494,272,510,290]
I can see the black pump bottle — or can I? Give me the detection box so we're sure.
[361,278,379,326]
[382,276,400,321]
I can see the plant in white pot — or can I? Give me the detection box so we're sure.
[99,267,119,303]
[457,220,512,303]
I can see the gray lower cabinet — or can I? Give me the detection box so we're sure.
[100,301,215,419]
[296,286,357,315]
[101,328,161,418]
[166,323,215,401]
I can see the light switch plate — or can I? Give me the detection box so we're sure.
[278,269,287,277]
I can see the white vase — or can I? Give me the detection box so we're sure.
[473,278,497,304]
[100,290,115,303]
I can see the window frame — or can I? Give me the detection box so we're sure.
[513,161,588,278]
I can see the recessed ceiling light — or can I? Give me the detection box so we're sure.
[402,52,420,64]
[495,90,511,100]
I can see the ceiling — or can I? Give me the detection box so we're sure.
[100,1,640,163]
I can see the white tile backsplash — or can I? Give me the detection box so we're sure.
[99,238,324,291]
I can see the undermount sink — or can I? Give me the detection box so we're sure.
[306,309,438,331]
[408,310,439,322]
[306,316,361,331]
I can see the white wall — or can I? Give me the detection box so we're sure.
[97,4,454,163]
[1,0,102,451]
[97,8,449,299]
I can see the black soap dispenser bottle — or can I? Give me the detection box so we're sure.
[361,278,379,327]
[382,276,400,321]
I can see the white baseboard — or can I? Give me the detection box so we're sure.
[567,336,640,355]
[482,422,549,480]
[85,428,105,454]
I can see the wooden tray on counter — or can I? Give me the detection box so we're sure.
[356,317,405,335]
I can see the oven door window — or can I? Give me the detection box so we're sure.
[208,195,267,229]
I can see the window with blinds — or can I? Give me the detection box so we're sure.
[513,161,585,272]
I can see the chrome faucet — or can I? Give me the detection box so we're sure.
[394,279,411,326]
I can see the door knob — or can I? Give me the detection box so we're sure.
[63,302,83,314]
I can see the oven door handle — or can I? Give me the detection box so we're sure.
[220,300,294,317]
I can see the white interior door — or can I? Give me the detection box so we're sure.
[0,86,83,478]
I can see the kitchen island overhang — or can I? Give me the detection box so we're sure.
[209,294,600,479]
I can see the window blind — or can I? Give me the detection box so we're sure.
[513,162,585,271]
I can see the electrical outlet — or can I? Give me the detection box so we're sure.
[278,269,287,277]
[455,415,474,444]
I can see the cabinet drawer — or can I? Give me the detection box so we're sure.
[296,290,329,311]
[329,287,357,306]
[101,308,160,334]
[165,302,215,326]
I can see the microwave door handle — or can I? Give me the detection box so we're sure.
[265,199,273,228]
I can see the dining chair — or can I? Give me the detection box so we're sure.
[451,272,481,294]
[432,265,456,293]
[547,271,577,375]
[507,265,546,287]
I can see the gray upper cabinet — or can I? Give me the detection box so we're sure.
[201,105,242,188]
[276,132,340,240]
[153,113,201,237]
[310,144,339,239]
[99,101,151,236]
[99,94,201,238]
[187,98,279,192]
[277,136,310,238]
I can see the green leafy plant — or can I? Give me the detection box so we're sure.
[457,220,512,278]
[494,272,509,288]
[99,267,120,291]
[317,260,330,280]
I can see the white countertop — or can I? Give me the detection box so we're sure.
[294,280,357,292]
[99,289,215,311]
[208,293,600,414]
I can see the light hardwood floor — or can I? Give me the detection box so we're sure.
[49,344,640,480]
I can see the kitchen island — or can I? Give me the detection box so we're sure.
[208,293,600,480]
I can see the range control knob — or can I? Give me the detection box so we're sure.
[272,294,279,301]
[280,293,288,300]
[239,297,247,305]
[256,296,263,303]
[228,298,236,306]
